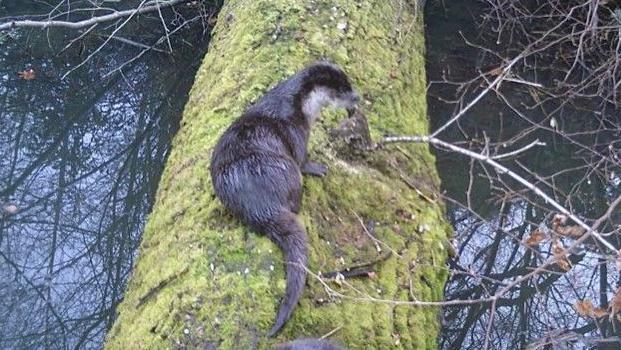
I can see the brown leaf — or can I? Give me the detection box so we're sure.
[523,228,545,247]
[611,287,621,315]
[574,300,595,317]
[550,239,571,270]
[556,225,585,238]
[556,257,572,271]
[593,307,608,318]
[18,69,36,80]
[552,213,568,226]
[486,67,503,76]
[552,239,565,255]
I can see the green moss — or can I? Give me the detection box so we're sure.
[106,0,450,349]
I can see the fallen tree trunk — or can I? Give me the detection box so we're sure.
[106,1,449,349]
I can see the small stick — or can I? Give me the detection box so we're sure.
[319,325,343,340]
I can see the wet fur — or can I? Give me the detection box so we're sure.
[210,62,358,336]
[274,339,347,350]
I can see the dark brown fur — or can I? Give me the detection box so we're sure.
[210,62,358,336]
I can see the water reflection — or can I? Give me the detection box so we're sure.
[0,5,213,348]
[426,1,621,349]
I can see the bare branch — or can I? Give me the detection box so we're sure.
[0,0,190,31]
[380,135,617,252]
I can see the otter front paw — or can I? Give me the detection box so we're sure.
[301,161,328,177]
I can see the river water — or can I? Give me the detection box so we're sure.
[426,1,620,349]
[0,2,215,348]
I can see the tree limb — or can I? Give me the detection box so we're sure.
[0,0,190,31]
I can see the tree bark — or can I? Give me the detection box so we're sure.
[106,1,449,349]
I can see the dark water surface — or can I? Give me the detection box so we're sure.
[0,2,215,348]
[426,1,621,349]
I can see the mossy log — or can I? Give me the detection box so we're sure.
[106,0,449,349]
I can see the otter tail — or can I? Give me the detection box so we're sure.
[263,210,308,337]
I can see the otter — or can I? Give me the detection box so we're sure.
[210,61,359,336]
[274,339,347,350]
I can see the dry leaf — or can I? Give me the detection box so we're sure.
[593,307,608,318]
[552,213,568,226]
[574,300,609,318]
[556,225,585,238]
[552,239,565,255]
[487,67,503,76]
[574,300,595,317]
[610,287,621,315]
[524,228,545,247]
[556,257,572,271]
[18,69,36,80]
[551,239,571,270]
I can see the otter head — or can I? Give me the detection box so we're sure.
[300,61,360,122]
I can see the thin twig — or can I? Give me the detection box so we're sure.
[379,135,617,252]
[353,211,403,258]
[492,139,546,160]
[319,325,343,340]
[99,34,168,53]
[430,54,524,138]
[0,0,190,31]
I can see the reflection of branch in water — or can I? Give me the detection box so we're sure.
[0,250,67,334]
[0,10,214,346]
[0,73,124,200]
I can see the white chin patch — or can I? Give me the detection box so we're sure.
[302,87,331,122]
[333,97,355,110]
